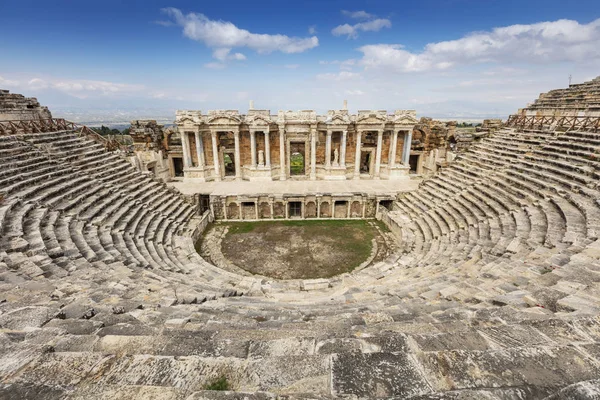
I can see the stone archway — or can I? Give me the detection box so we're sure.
[320,202,331,218]
[273,202,285,218]
[227,203,240,219]
[259,202,271,219]
[242,202,256,219]
[335,201,348,218]
[350,201,362,217]
[305,201,317,218]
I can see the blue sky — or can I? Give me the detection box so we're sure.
[1,0,600,121]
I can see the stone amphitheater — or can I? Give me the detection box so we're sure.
[0,77,600,400]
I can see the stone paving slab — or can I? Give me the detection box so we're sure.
[169,178,421,196]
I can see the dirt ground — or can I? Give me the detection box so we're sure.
[205,220,388,280]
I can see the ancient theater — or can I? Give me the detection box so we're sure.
[0,76,600,398]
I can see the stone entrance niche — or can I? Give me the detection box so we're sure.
[360,150,372,175]
[334,201,348,218]
[289,201,302,218]
[242,202,256,219]
[379,200,393,211]
[223,152,235,176]
[219,132,236,178]
[227,202,240,219]
[305,201,317,218]
[290,142,305,176]
[409,154,420,173]
[172,157,184,177]
[320,202,331,218]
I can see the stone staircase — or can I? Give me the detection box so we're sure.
[1,128,600,399]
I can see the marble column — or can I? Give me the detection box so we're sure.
[340,130,347,168]
[353,130,362,179]
[211,130,221,181]
[374,129,383,179]
[325,129,332,169]
[181,132,192,169]
[264,130,271,167]
[233,129,241,180]
[389,129,398,168]
[194,131,204,167]
[310,128,317,180]
[402,129,413,165]
[317,199,321,219]
[279,126,286,180]
[250,130,257,168]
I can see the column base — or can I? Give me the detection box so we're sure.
[388,164,410,180]
[323,166,347,180]
[183,167,209,182]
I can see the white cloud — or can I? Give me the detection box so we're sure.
[284,64,299,69]
[0,75,20,87]
[308,25,317,35]
[318,59,356,70]
[28,78,48,90]
[345,89,365,95]
[204,62,226,70]
[162,7,318,61]
[19,77,144,99]
[316,71,360,81]
[212,48,246,61]
[356,18,600,72]
[332,19,391,39]
[341,10,375,20]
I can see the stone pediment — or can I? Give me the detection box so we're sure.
[245,114,272,126]
[356,113,387,124]
[393,110,418,125]
[175,110,202,125]
[206,113,241,125]
[327,113,351,125]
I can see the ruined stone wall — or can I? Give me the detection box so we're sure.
[411,118,459,175]
[129,119,171,181]
[0,90,52,121]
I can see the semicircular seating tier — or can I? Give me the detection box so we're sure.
[1,126,600,399]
